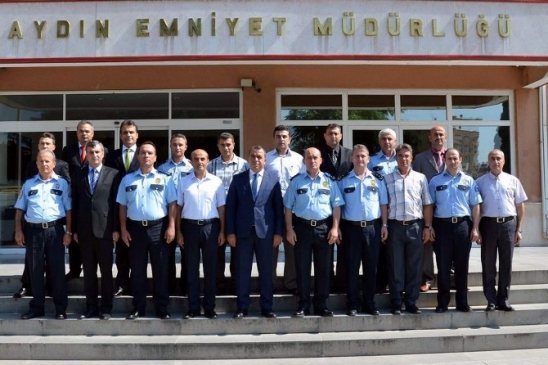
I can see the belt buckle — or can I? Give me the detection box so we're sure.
[197,220,204,226]
[41,222,49,229]
[360,221,367,228]
[451,217,458,224]
[496,217,504,223]
[142,220,148,227]
[402,220,409,226]
[310,220,317,227]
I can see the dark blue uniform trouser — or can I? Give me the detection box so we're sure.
[386,220,423,309]
[234,228,274,312]
[128,219,169,314]
[80,236,114,314]
[294,220,332,312]
[433,218,472,309]
[479,217,516,307]
[115,239,131,292]
[342,220,381,311]
[25,225,67,314]
[183,220,219,312]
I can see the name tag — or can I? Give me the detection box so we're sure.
[28,189,38,196]
[436,185,448,191]
[319,189,330,195]
[373,166,384,171]
[297,188,308,194]
[343,186,355,194]
[458,184,470,191]
[150,184,164,191]
[367,186,378,193]
[50,189,62,196]
[125,185,137,192]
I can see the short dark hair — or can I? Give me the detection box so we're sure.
[120,119,139,133]
[86,140,105,152]
[171,133,187,143]
[395,143,413,156]
[139,141,156,153]
[272,125,290,137]
[325,123,342,133]
[352,144,369,155]
[39,132,56,144]
[248,145,266,156]
[217,132,234,143]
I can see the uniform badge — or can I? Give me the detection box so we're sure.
[155,178,161,184]
[371,180,377,187]
[322,180,328,188]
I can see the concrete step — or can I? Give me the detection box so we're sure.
[0,303,547,336]
[1,322,547,360]
[2,284,547,315]
[1,269,546,294]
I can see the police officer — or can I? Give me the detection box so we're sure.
[176,149,226,320]
[476,149,527,312]
[429,148,481,313]
[207,132,249,295]
[158,133,193,296]
[338,144,388,316]
[117,141,177,320]
[15,150,72,320]
[284,147,344,317]
[385,144,433,315]
[368,128,398,295]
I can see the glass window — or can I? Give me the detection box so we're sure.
[287,126,326,155]
[282,95,342,121]
[351,129,383,155]
[400,95,447,121]
[0,95,63,121]
[452,95,509,121]
[172,92,239,119]
[403,129,431,155]
[66,93,169,120]
[453,126,510,178]
[348,95,395,121]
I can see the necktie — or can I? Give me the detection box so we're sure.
[251,173,258,200]
[80,145,86,163]
[435,152,443,171]
[90,168,98,192]
[332,150,338,167]
[124,149,132,171]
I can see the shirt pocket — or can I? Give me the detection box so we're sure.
[365,185,379,201]
[125,185,138,200]
[317,188,331,205]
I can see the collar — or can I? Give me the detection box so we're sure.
[249,169,264,178]
[171,157,189,166]
[123,145,136,153]
[305,170,323,181]
[137,167,157,177]
[220,154,237,164]
[272,148,294,157]
[431,148,446,155]
[36,172,60,182]
[349,169,375,179]
[442,169,461,178]
[89,164,103,173]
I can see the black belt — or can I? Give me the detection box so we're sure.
[482,216,515,223]
[128,217,166,227]
[435,216,469,224]
[183,218,218,226]
[294,216,329,227]
[345,218,380,227]
[25,218,66,229]
[389,219,421,226]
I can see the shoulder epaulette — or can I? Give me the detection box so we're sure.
[373,172,384,181]
[290,173,302,181]
[338,171,351,181]
[157,170,170,176]
[323,172,336,181]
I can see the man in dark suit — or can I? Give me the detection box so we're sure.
[226,146,283,319]
[73,140,122,320]
[105,119,140,296]
[13,133,71,299]
[62,120,96,281]
[412,125,447,293]
[319,123,353,293]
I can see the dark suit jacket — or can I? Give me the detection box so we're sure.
[225,170,283,239]
[319,145,353,179]
[105,146,140,175]
[25,159,71,182]
[72,165,122,240]
[62,143,109,181]
[412,149,445,182]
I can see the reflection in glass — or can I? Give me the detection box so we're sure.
[453,126,510,178]
[352,130,382,155]
[172,92,239,119]
[403,130,431,155]
[0,95,63,122]
[400,95,447,121]
[348,95,395,120]
[66,93,169,120]
[282,95,342,120]
[287,126,326,155]
[452,95,509,121]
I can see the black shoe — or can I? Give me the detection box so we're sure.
[55,313,67,320]
[183,310,200,319]
[405,306,421,314]
[363,307,380,316]
[456,305,473,313]
[435,306,448,313]
[65,271,81,281]
[233,311,247,319]
[100,313,112,320]
[13,287,29,299]
[205,310,217,319]
[261,310,276,319]
[79,310,99,319]
[157,311,171,320]
[485,303,496,312]
[21,311,44,320]
[314,309,334,317]
[126,309,143,320]
[346,309,357,316]
[498,304,515,312]
[292,309,309,318]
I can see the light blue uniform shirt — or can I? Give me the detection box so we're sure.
[116,168,177,221]
[15,172,71,223]
[368,151,397,177]
[206,155,249,194]
[157,158,193,188]
[429,170,482,218]
[283,171,344,220]
[338,170,388,221]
